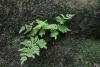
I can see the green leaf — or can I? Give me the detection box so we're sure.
[37,39,47,49]
[30,37,35,44]
[45,24,58,30]
[20,40,33,47]
[39,30,45,37]
[50,30,59,40]
[31,45,40,56]
[35,19,48,27]
[21,56,27,65]
[30,28,39,36]
[31,46,40,51]
[60,14,67,19]
[20,53,35,58]
[56,16,65,24]
[65,14,74,19]
[24,24,32,34]
[58,25,71,33]
[36,19,44,24]
[19,26,25,34]
[19,48,28,52]
[34,25,42,29]
[33,50,40,56]
[31,54,35,59]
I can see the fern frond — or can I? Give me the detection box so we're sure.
[37,39,47,49]
[24,24,32,34]
[50,30,59,40]
[20,56,27,65]
[44,24,58,30]
[65,14,74,19]
[56,16,65,24]
[39,30,45,37]
[58,25,71,33]
[19,26,26,34]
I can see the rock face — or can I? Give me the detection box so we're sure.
[0,0,98,21]
[0,0,99,67]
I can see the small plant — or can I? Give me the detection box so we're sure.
[18,14,74,65]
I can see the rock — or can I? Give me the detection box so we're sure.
[0,57,6,65]
[94,63,100,67]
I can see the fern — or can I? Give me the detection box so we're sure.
[58,25,71,33]
[19,26,26,34]
[37,39,47,49]
[18,14,74,65]
[56,14,74,24]
[50,30,59,40]
[39,30,45,37]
